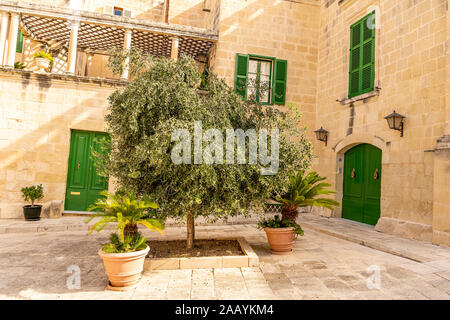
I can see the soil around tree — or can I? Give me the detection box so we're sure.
[146,239,244,258]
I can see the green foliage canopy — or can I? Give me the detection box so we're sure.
[86,191,164,242]
[94,54,313,224]
[21,184,44,206]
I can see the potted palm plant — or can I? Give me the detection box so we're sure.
[33,51,53,71]
[259,171,340,255]
[87,191,165,290]
[21,184,44,221]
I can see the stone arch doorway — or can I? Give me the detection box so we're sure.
[341,143,382,226]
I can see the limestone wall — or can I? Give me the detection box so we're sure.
[26,0,210,26]
[211,0,321,138]
[35,0,166,21]
[0,69,121,218]
[314,0,447,242]
[168,0,208,28]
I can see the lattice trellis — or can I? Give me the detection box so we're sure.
[264,203,283,214]
[179,37,214,60]
[78,23,125,51]
[132,30,171,57]
[21,15,70,45]
[19,14,215,60]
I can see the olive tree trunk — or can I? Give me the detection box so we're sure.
[186,214,195,250]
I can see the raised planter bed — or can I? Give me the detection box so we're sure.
[144,237,259,270]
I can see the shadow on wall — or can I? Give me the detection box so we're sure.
[212,0,319,138]
[0,71,120,218]
[169,0,208,29]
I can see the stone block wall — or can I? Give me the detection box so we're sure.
[168,0,208,28]
[313,0,448,242]
[37,0,166,21]
[0,69,121,218]
[211,0,321,139]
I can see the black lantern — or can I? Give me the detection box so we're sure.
[314,127,329,146]
[384,110,406,137]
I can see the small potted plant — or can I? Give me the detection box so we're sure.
[33,50,53,71]
[87,190,165,290]
[14,61,26,70]
[258,215,304,255]
[21,184,44,221]
[259,170,340,255]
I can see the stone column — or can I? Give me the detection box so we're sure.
[171,36,179,61]
[5,12,19,68]
[66,20,80,74]
[0,11,8,66]
[121,28,132,80]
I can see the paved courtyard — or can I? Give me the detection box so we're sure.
[0,216,449,300]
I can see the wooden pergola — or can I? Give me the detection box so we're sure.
[0,1,218,78]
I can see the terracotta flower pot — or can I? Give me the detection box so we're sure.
[98,245,150,289]
[264,227,295,255]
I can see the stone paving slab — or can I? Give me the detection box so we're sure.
[0,215,263,235]
[0,223,449,300]
[299,214,450,263]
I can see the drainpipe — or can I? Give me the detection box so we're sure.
[164,0,170,23]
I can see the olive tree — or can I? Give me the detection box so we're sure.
[95,51,313,249]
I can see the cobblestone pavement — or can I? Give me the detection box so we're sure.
[0,221,449,300]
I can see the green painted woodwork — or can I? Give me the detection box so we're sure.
[342,144,381,226]
[349,12,375,98]
[235,53,249,100]
[273,59,287,105]
[65,130,109,211]
[16,29,23,53]
[234,53,287,105]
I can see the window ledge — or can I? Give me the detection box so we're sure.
[337,87,381,105]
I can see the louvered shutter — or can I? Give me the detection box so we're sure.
[124,9,133,18]
[234,54,249,99]
[16,29,23,53]
[349,12,375,98]
[273,59,287,105]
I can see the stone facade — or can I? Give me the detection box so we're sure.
[0,0,449,246]
[312,0,449,246]
[0,69,121,218]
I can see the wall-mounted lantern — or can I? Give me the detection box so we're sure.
[384,110,406,137]
[314,127,329,146]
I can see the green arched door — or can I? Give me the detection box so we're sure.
[342,144,381,226]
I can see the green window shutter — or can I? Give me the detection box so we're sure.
[273,59,287,105]
[349,12,375,98]
[16,29,23,53]
[235,53,249,99]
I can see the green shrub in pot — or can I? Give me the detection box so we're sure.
[21,184,44,221]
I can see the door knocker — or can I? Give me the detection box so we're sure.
[373,168,379,180]
[351,168,356,179]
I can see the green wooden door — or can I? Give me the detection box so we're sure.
[342,144,381,225]
[65,130,109,211]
